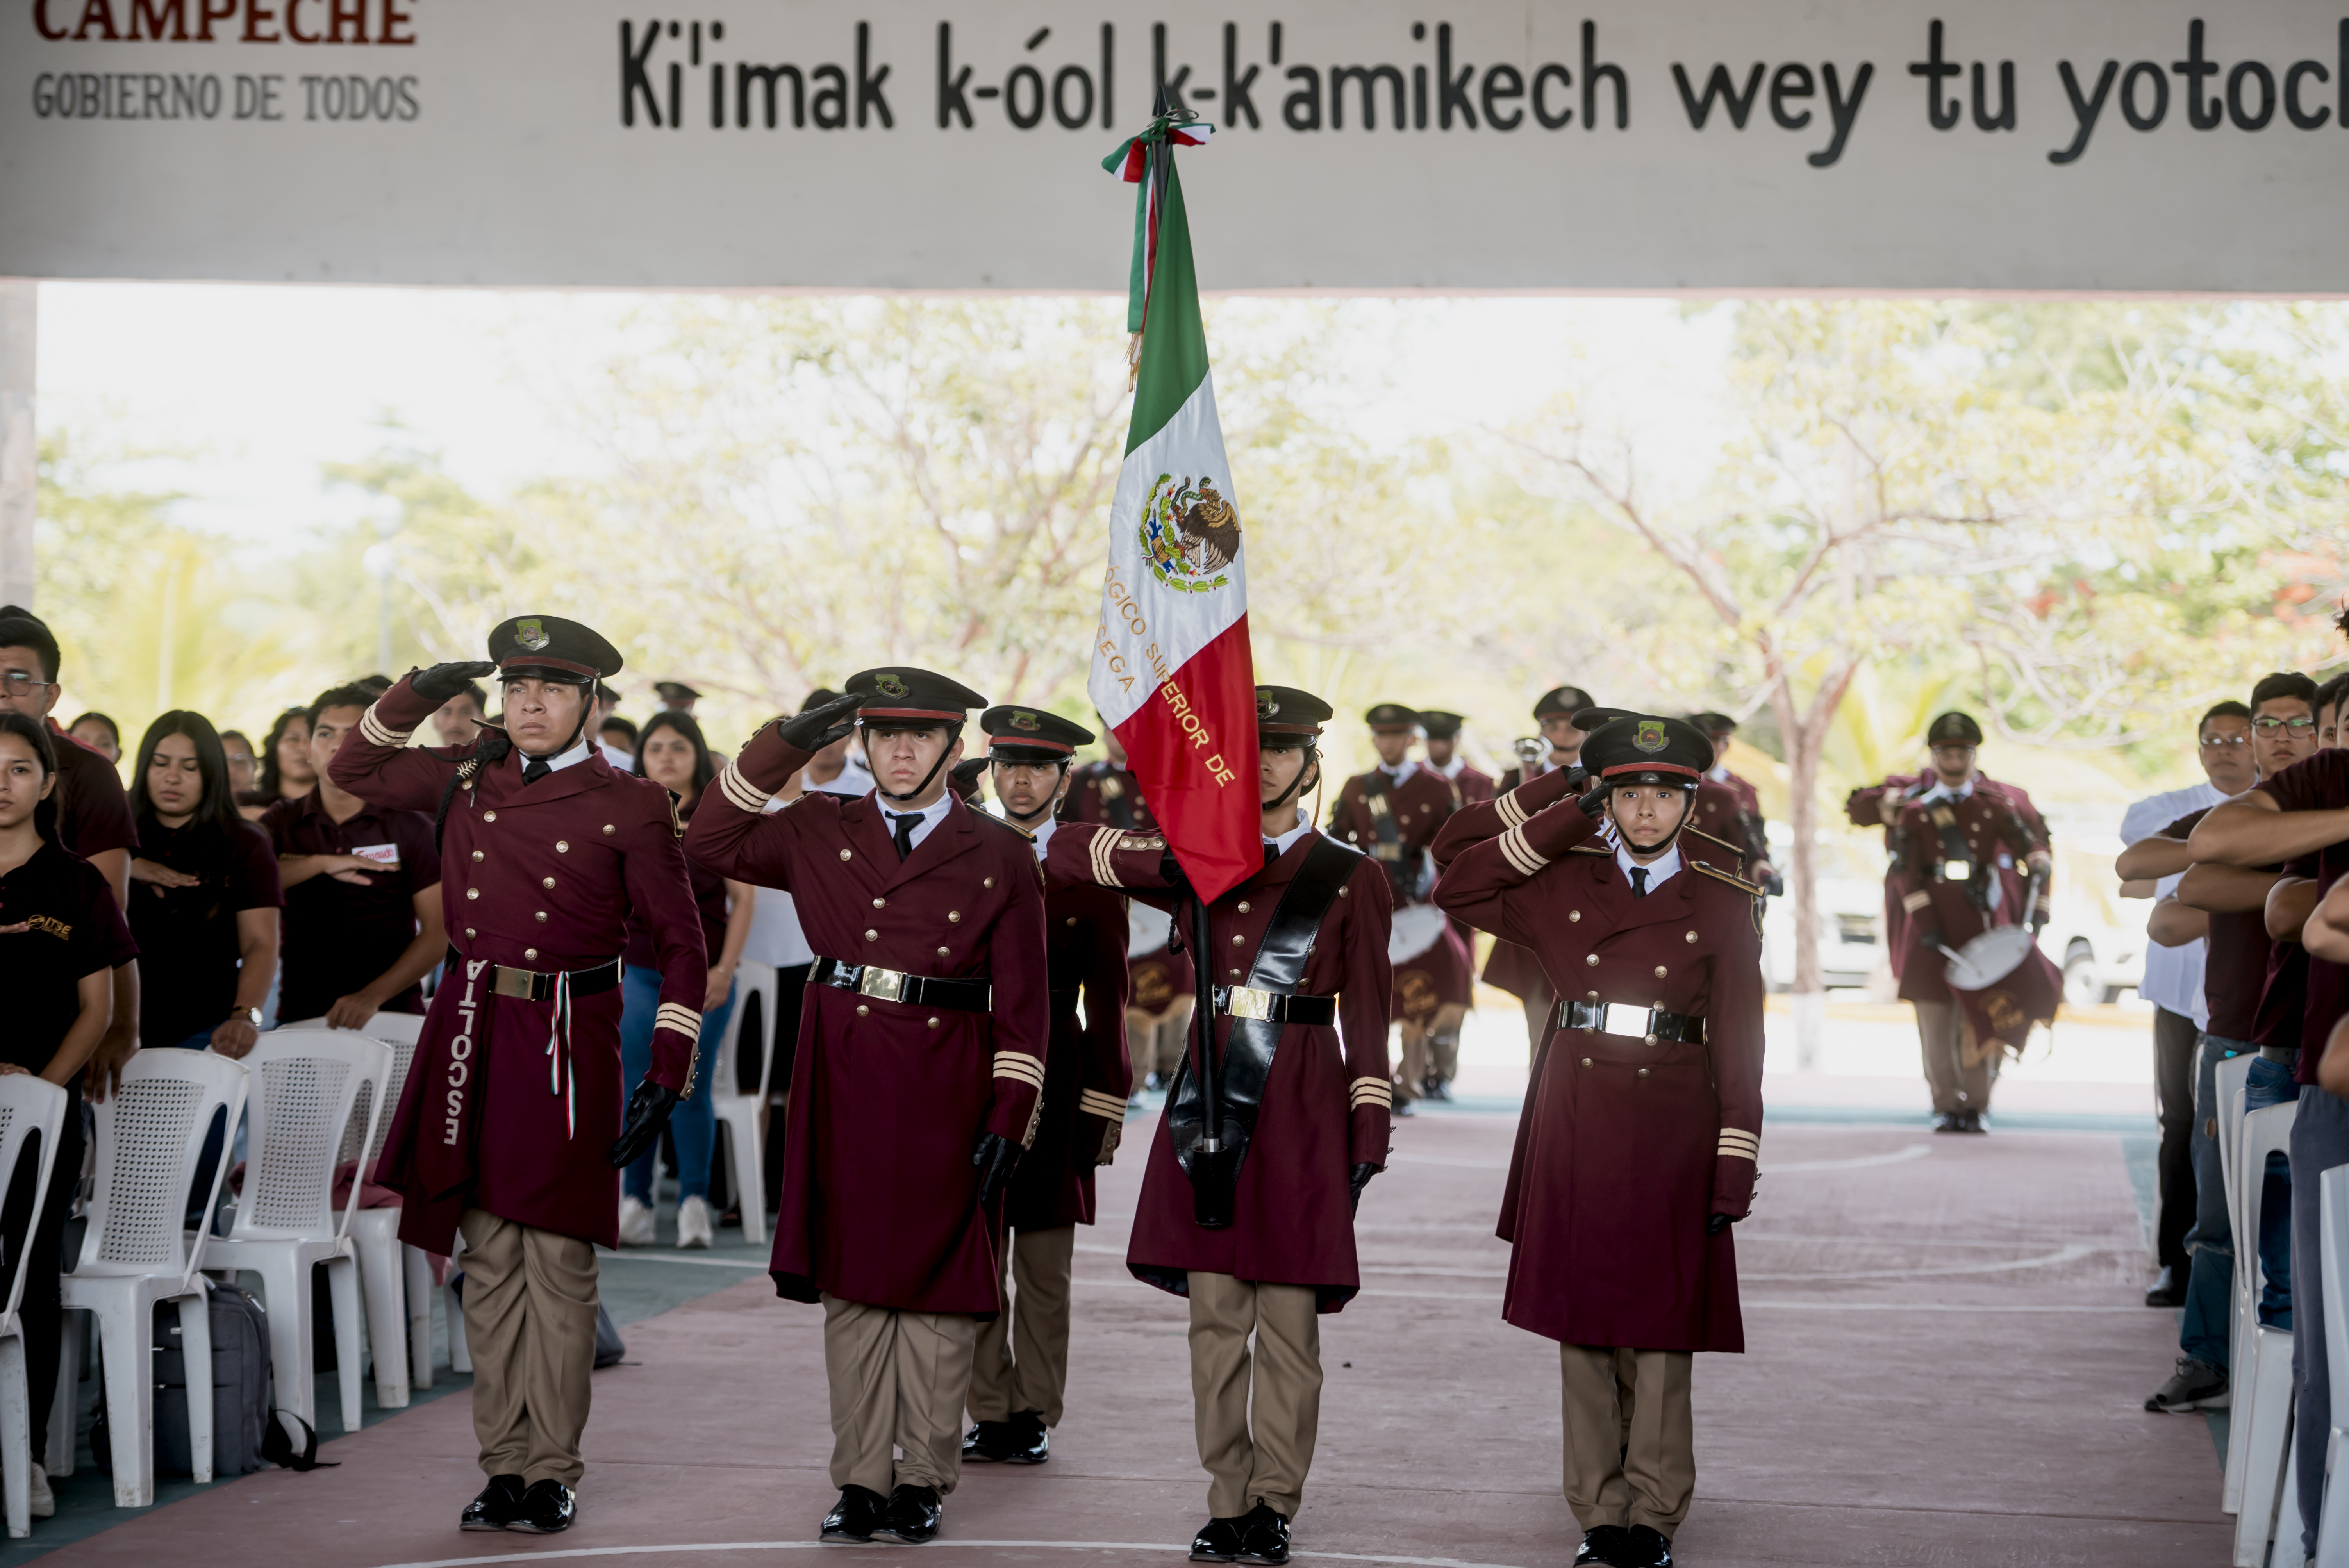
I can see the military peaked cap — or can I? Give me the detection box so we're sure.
[1534,685,1597,720]
[655,681,701,704]
[800,686,844,713]
[1568,706,1640,733]
[1256,686,1332,747]
[846,667,986,725]
[1926,711,1985,747]
[487,615,623,683]
[1417,709,1465,740]
[1581,714,1713,785]
[980,705,1095,762]
[1364,702,1419,731]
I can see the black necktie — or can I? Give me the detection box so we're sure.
[1629,866,1649,898]
[1264,842,1280,868]
[889,812,921,861]
[521,757,552,785]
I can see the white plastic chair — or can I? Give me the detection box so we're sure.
[200,1033,388,1440]
[2314,1164,2349,1567]
[0,1078,68,1538]
[2234,1097,2300,1566]
[710,960,778,1245]
[2218,1051,2256,1514]
[59,1050,246,1507]
[313,1020,432,1406]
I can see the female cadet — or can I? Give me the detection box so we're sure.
[1434,714,1764,1568]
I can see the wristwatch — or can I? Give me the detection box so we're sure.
[232,1006,262,1028]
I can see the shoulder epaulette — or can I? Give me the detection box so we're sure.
[1567,843,1610,856]
[1692,860,1763,896]
[974,812,1035,842]
[1682,826,1747,859]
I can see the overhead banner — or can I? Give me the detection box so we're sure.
[4,1,2347,292]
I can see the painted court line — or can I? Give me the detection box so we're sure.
[369,1543,1530,1568]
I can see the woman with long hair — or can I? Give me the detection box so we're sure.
[616,709,754,1249]
[126,710,283,1057]
[0,710,137,1509]
[252,706,316,812]
[66,711,120,764]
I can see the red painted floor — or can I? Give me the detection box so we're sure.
[39,1112,2226,1568]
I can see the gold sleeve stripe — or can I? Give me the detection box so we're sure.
[1495,790,1528,830]
[715,761,773,814]
[1901,889,1933,913]
[1088,824,1123,888]
[992,1052,1047,1090]
[1349,1076,1395,1108]
[655,1003,703,1041]
[359,705,413,749]
[1078,1089,1129,1121]
[1717,1130,1760,1161]
[1497,824,1549,879]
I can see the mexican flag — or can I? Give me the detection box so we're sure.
[1089,117,1261,903]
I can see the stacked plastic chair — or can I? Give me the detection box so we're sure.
[58,1050,247,1507]
[710,960,780,1245]
[0,1077,69,1537]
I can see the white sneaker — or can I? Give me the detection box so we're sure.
[617,1195,656,1247]
[29,1462,53,1518]
[676,1195,714,1250]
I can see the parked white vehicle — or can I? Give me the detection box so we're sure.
[2035,835,2142,1007]
[1762,831,1884,991]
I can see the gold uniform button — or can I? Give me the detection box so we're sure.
[937,946,951,959]
[525,947,538,960]
[1066,917,1078,926]
[484,811,497,822]
[603,824,616,835]
[1230,967,1243,978]
[1568,910,1580,922]
[1580,1057,1594,1068]
[1587,990,1599,1001]
[1686,931,1698,943]
[1655,965,1668,978]
[927,1016,940,1029]
[556,840,569,853]
[1233,934,1246,945]
[857,1004,869,1017]
[948,911,962,924]
[466,888,480,901]
[542,877,556,890]
[471,850,484,862]
[535,911,548,923]
[1237,901,1252,913]
[984,876,996,889]
[1638,1067,1651,1079]
[465,927,477,939]
[1339,885,1349,897]
[840,849,853,861]
[865,930,879,942]
[1585,954,1598,966]
[872,897,886,909]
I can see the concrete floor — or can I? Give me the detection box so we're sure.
[25,1098,2228,1568]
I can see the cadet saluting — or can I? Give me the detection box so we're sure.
[960,704,1133,1468]
[1045,686,1392,1568]
[332,617,707,1538]
[1435,714,1764,1568]
[682,668,1050,1548]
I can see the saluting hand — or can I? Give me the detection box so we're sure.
[409,661,499,703]
[775,692,863,753]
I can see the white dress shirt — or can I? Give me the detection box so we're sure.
[2123,780,2228,1026]
[1616,840,1683,895]
[880,790,955,853]
[1264,812,1311,860]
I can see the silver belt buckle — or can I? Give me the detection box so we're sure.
[1223,985,1277,1021]
[1942,858,1971,881]
[1598,1002,1646,1038]
[857,967,908,1003]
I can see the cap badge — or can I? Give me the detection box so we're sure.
[1634,719,1669,754]
[1141,473,1241,596]
[1010,710,1041,731]
[1257,695,1281,720]
[514,618,550,653]
[875,673,909,698]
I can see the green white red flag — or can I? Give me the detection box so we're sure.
[1091,114,1260,903]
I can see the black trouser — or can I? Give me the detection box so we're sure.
[2153,1005,2198,1274]
[0,1090,85,1471]
[762,963,812,1212]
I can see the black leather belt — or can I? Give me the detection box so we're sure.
[444,948,621,1003]
[1559,1000,1704,1044]
[1210,985,1337,1026]
[812,956,992,1013]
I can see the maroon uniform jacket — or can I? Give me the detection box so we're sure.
[1473,764,1556,1002]
[1434,760,1496,808]
[1066,761,1194,1007]
[1846,774,1922,977]
[333,678,708,1252]
[1046,821,1394,1312]
[685,731,1050,1314]
[1010,825,1133,1231]
[1698,769,1770,872]
[1435,795,1763,1354]
[1887,781,2053,1005]
[1328,763,1474,1019]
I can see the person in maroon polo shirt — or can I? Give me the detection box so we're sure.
[684,667,1050,1549]
[333,616,708,1538]
[1436,714,1764,1568]
[0,606,140,1101]
[1044,685,1394,1568]
[263,682,446,1029]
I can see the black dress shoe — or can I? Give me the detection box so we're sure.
[1002,1409,1050,1463]
[1957,1109,1987,1133]
[962,1420,1013,1462]
[509,1479,576,1535]
[2145,1265,2187,1308]
[821,1485,887,1544]
[1621,1525,1673,1567]
[1235,1501,1290,1565]
[1574,1525,1635,1566]
[459,1473,527,1532]
[1931,1111,1964,1134]
[1190,1517,1246,1562]
[874,1484,942,1544]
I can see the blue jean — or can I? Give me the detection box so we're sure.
[2181,1036,2301,1362]
[2292,1086,2349,1553]
[619,965,732,1206]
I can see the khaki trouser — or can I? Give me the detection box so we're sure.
[457,1208,600,1489]
[1189,1272,1322,1519]
[1915,998,1995,1115]
[1426,1017,1462,1084]
[822,1293,980,1495]
[1127,999,1196,1086]
[1559,1345,1695,1535]
[967,1225,1076,1426]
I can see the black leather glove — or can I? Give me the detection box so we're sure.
[777,692,863,753]
[410,660,498,703]
[607,1082,680,1168]
[1706,1212,1740,1236]
[949,757,990,803]
[1349,1162,1378,1217]
[972,1131,1022,1207]
[1575,780,1611,822]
